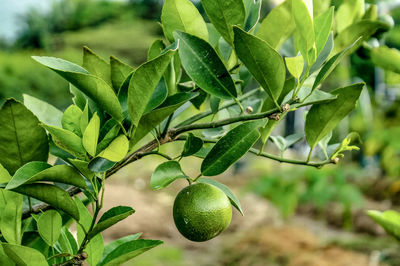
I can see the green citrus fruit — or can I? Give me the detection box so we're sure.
[173,182,232,242]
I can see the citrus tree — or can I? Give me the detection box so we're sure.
[0,0,392,265]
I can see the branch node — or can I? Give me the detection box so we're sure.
[331,157,340,164]
[282,103,290,112]
[245,106,254,113]
[269,113,281,121]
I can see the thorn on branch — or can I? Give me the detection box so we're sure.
[269,113,281,121]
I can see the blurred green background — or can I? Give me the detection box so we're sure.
[2,0,400,265]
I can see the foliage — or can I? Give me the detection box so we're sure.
[0,0,391,264]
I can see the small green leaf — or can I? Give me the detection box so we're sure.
[83,112,100,157]
[371,46,400,74]
[98,239,163,266]
[150,161,187,190]
[292,0,315,64]
[233,26,285,107]
[367,210,400,241]
[330,132,361,159]
[309,32,333,74]
[198,178,244,215]
[305,83,364,150]
[257,0,294,49]
[69,159,95,181]
[88,206,135,240]
[182,133,203,157]
[11,183,80,221]
[99,135,129,162]
[201,0,246,45]
[101,233,142,262]
[41,124,87,159]
[271,133,304,152]
[148,40,166,60]
[201,120,265,176]
[26,165,87,189]
[58,227,78,255]
[83,46,112,86]
[1,243,47,266]
[128,49,177,128]
[210,96,221,115]
[285,56,304,79]
[335,0,364,33]
[0,190,23,244]
[70,84,87,110]
[80,101,90,134]
[290,87,337,108]
[314,7,333,56]
[88,157,116,173]
[0,164,12,183]
[131,92,198,146]
[62,105,83,136]
[334,20,389,54]
[144,78,168,115]
[110,56,134,93]
[174,31,237,99]
[97,125,121,154]
[312,38,361,90]
[244,0,262,32]
[0,99,49,175]
[32,56,123,121]
[6,161,51,190]
[23,94,63,127]
[161,0,208,43]
[37,210,62,246]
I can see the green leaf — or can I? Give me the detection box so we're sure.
[23,94,63,128]
[88,206,135,240]
[41,124,87,160]
[201,120,265,176]
[309,32,334,74]
[150,161,187,190]
[290,87,337,108]
[182,133,203,157]
[335,0,364,33]
[110,56,134,93]
[257,0,294,49]
[80,101,90,134]
[285,56,304,79]
[98,135,129,162]
[0,244,15,266]
[367,210,400,241]
[0,99,49,175]
[201,0,246,45]
[97,125,121,154]
[143,78,168,115]
[292,0,316,64]
[0,190,23,244]
[305,83,364,150]
[37,210,62,246]
[312,38,360,90]
[314,7,334,55]
[98,239,163,266]
[11,183,80,221]
[161,0,208,43]
[83,46,112,86]
[82,112,100,157]
[69,159,95,181]
[271,133,304,152]
[131,92,198,146]
[371,46,400,74]
[58,227,78,255]
[32,56,123,121]
[210,96,221,115]
[233,26,285,107]
[62,105,83,136]
[0,164,12,183]
[148,40,166,60]
[244,0,262,32]
[198,178,244,215]
[101,233,142,262]
[174,31,237,99]
[330,132,361,159]
[128,49,177,128]
[1,243,47,266]
[70,84,87,110]
[26,165,86,189]
[6,161,51,190]
[334,20,389,53]
[88,157,116,173]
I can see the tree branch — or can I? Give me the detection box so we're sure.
[22,99,295,219]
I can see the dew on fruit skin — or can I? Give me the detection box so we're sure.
[184,218,189,224]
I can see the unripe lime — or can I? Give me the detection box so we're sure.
[173,183,232,242]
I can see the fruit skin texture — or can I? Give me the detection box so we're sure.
[173,182,232,242]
